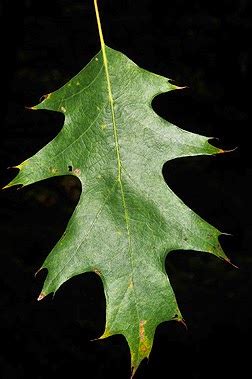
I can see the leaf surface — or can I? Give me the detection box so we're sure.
[6,46,228,375]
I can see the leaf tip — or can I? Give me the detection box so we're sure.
[130,366,137,379]
[174,84,189,91]
[172,312,188,330]
[98,328,112,340]
[30,93,53,110]
[216,146,238,155]
[177,317,188,331]
[1,181,23,191]
[223,257,239,269]
[168,79,188,91]
[25,105,37,111]
[34,267,44,278]
[130,357,148,379]
[2,182,12,190]
[1,162,27,190]
[14,160,29,171]
[37,292,46,301]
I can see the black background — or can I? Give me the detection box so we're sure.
[0,1,251,378]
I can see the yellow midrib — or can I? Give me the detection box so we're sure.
[102,47,132,242]
[94,1,141,323]
[94,0,130,232]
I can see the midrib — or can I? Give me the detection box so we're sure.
[94,0,140,324]
[101,45,132,257]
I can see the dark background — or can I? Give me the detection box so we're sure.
[0,0,251,378]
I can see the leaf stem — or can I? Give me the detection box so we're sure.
[94,0,106,50]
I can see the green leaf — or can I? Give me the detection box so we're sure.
[5,46,229,376]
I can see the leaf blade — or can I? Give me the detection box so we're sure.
[7,46,227,375]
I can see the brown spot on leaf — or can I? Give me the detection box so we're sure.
[140,345,148,353]
[40,93,51,102]
[139,320,147,342]
[94,269,101,277]
[128,280,133,289]
[51,167,58,174]
[74,168,81,176]
[138,320,152,357]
